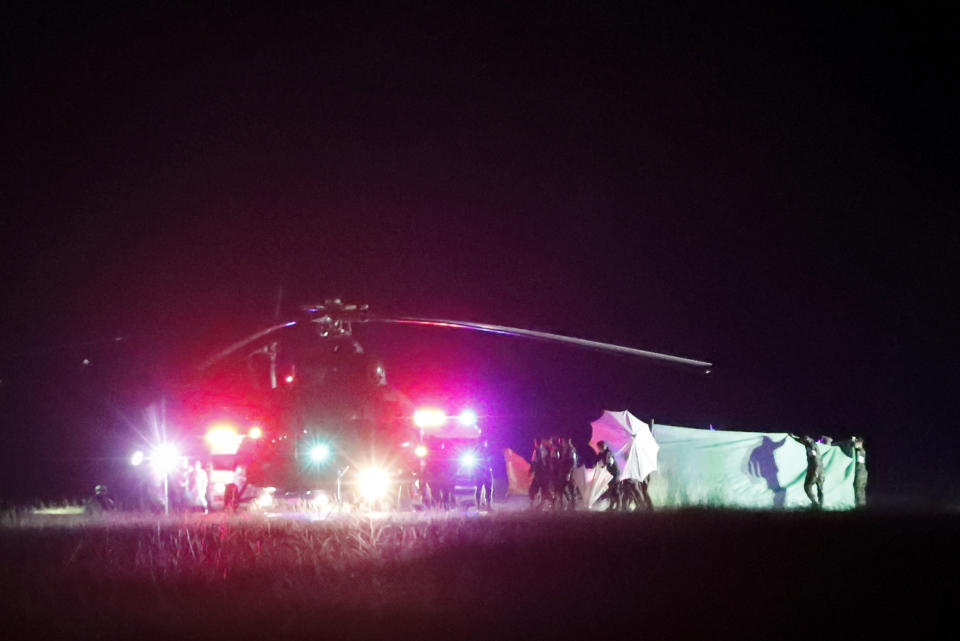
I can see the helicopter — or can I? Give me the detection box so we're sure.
[129,299,712,512]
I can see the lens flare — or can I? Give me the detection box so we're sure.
[205,424,242,455]
[414,408,447,428]
[414,445,428,458]
[458,408,478,426]
[152,443,180,474]
[309,443,331,463]
[358,467,390,500]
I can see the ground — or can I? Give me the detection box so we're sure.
[1,497,956,640]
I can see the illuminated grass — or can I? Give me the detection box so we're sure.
[0,508,955,640]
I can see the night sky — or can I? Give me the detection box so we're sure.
[1,4,956,503]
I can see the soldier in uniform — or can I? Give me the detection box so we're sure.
[852,436,868,507]
[556,437,580,509]
[791,434,824,508]
[528,438,551,509]
[596,441,621,510]
[545,437,562,510]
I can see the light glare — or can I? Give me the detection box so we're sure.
[130,450,144,466]
[152,443,180,474]
[358,467,390,500]
[414,408,447,428]
[205,424,242,454]
[458,408,478,426]
[309,443,331,463]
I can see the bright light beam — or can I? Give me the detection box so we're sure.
[460,451,478,469]
[458,408,478,426]
[358,468,390,500]
[309,443,331,463]
[414,408,447,428]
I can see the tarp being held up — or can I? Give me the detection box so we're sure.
[648,424,855,510]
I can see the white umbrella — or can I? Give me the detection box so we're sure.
[590,410,659,481]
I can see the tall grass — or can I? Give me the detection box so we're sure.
[1,508,956,640]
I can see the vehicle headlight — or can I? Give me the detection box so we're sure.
[459,452,478,469]
[357,468,390,500]
[309,443,331,463]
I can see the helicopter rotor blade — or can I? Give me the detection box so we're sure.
[365,317,713,370]
[198,321,297,371]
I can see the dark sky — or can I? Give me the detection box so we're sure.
[1,3,957,502]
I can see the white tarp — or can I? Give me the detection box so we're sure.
[583,413,855,510]
[649,424,855,509]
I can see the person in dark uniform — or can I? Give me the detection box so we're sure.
[852,436,868,507]
[596,441,621,510]
[424,437,453,510]
[546,437,562,509]
[528,438,551,509]
[791,434,824,508]
[473,440,495,511]
[556,437,580,510]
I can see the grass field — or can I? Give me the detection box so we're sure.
[1,505,956,640]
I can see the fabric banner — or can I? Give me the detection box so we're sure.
[503,448,532,495]
[648,424,855,509]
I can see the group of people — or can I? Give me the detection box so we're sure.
[790,434,868,508]
[595,440,653,511]
[162,459,210,513]
[528,436,582,510]
[528,437,653,511]
[421,438,495,512]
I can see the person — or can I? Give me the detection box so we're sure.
[852,436,868,507]
[556,437,580,510]
[424,439,454,510]
[85,484,116,514]
[619,478,653,510]
[473,440,495,512]
[186,459,209,513]
[596,441,621,510]
[791,434,824,508]
[528,438,552,509]
[546,436,563,509]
